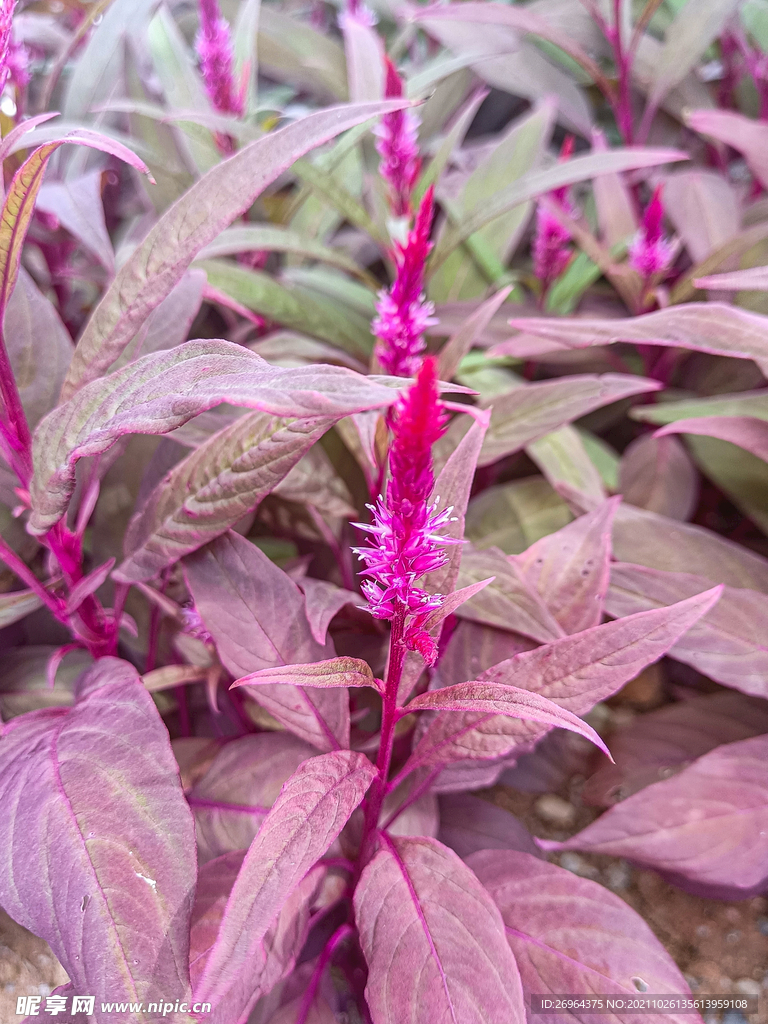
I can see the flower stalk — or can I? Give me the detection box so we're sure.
[355,358,452,860]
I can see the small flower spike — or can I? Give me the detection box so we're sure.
[196,0,244,117]
[532,136,577,294]
[628,184,674,279]
[373,187,437,378]
[375,57,421,218]
[0,0,18,93]
[355,358,454,665]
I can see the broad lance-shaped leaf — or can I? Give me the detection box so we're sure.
[404,681,610,757]
[403,589,720,781]
[618,434,698,522]
[583,690,768,808]
[654,416,768,463]
[354,835,525,1024]
[511,499,619,635]
[63,100,410,398]
[0,132,150,322]
[438,793,541,861]
[686,108,768,192]
[498,304,768,374]
[194,750,376,1016]
[427,146,686,272]
[0,658,197,1022]
[606,562,768,698]
[184,531,349,751]
[456,545,567,643]
[470,851,699,1024]
[116,411,341,583]
[29,340,396,535]
[611,503,768,594]
[479,375,660,466]
[232,657,379,692]
[188,733,316,863]
[190,851,321,1024]
[544,734,768,900]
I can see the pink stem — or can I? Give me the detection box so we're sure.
[296,924,354,1024]
[0,533,64,620]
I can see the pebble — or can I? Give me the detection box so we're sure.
[535,794,576,827]
[559,853,599,879]
[757,917,768,936]
[722,1013,749,1024]
[733,979,761,996]
[604,860,631,891]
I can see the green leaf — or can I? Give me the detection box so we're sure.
[465,478,572,555]
[685,435,768,534]
[198,259,373,356]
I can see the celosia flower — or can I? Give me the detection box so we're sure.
[0,0,17,93]
[196,0,244,117]
[532,136,576,292]
[628,184,674,279]
[374,58,421,218]
[372,187,437,377]
[355,358,454,665]
[338,0,377,29]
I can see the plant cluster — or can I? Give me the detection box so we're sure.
[0,0,766,1022]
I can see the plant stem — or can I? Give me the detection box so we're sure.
[358,609,407,867]
[295,923,354,1024]
[0,533,64,620]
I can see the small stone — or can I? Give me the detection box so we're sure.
[683,975,700,992]
[733,979,761,997]
[604,860,631,891]
[725,930,742,944]
[696,924,711,938]
[757,917,768,936]
[535,794,576,826]
[559,853,599,879]
[722,1013,749,1024]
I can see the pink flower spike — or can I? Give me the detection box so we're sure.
[628,184,675,279]
[374,56,421,217]
[0,0,18,93]
[532,136,577,292]
[354,358,453,665]
[373,186,437,377]
[196,0,244,117]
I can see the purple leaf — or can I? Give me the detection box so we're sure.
[606,562,768,697]
[126,269,207,362]
[694,264,768,290]
[480,375,661,466]
[4,268,73,429]
[382,776,440,839]
[654,415,768,462]
[611,503,768,593]
[456,544,565,643]
[437,286,513,382]
[404,681,611,757]
[297,577,361,645]
[686,108,768,191]
[470,851,700,1024]
[190,852,321,1024]
[265,993,337,1024]
[618,434,699,521]
[65,557,115,615]
[511,498,619,634]
[116,411,342,583]
[194,750,375,1015]
[185,531,349,750]
[62,100,412,398]
[188,733,316,862]
[37,171,115,273]
[545,735,768,900]
[583,690,768,807]
[233,657,380,692]
[354,835,525,1024]
[438,793,541,860]
[0,658,197,1020]
[435,620,536,688]
[30,339,396,535]
[404,590,720,779]
[500,305,768,374]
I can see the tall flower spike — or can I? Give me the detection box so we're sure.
[532,136,576,294]
[355,358,453,665]
[196,0,244,117]
[0,0,17,93]
[372,186,437,378]
[628,184,674,279]
[374,57,421,218]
